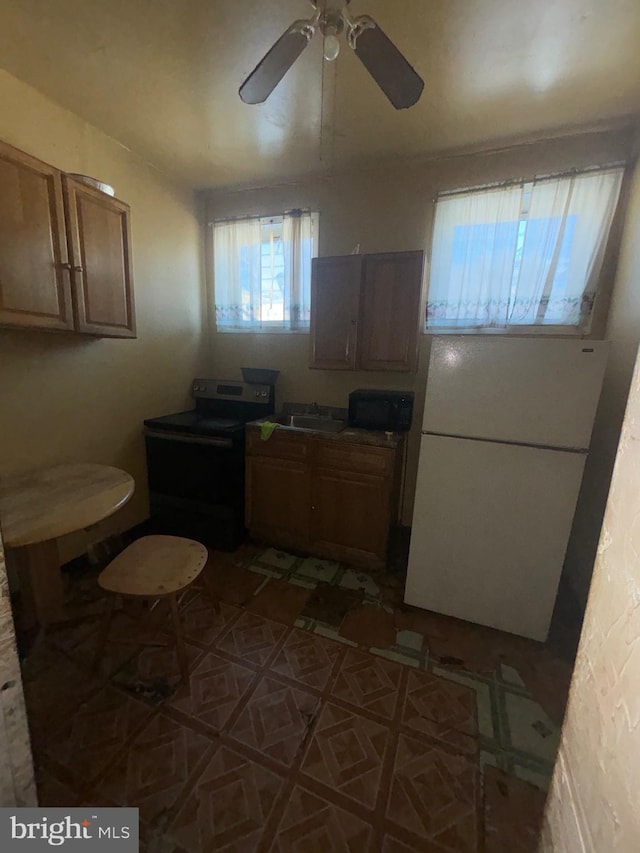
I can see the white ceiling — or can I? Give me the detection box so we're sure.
[1,0,639,190]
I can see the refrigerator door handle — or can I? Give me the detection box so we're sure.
[421,430,588,455]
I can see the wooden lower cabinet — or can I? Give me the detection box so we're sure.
[245,455,310,550]
[311,467,390,566]
[246,429,399,569]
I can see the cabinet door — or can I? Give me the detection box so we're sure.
[63,177,136,337]
[246,455,310,543]
[0,141,74,331]
[310,255,361,369]
[310,467,391,567]
[359,251,424,372]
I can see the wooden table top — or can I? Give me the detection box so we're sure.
[0,463,135,547]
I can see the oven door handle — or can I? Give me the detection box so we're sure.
[144,429,235,449]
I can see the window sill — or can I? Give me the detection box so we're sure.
[215,326,310,335]
[423,325,590,337]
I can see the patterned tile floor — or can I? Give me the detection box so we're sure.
[21,543,566,851]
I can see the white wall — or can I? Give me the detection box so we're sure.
[542,132,640,850]
[563,149,640,608]
[541,312,640,850]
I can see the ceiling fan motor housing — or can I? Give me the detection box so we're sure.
[319,9,345,38]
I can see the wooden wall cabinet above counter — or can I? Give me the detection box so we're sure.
[310,250,424,372]
[0,140,136,338]
[245,426,402,570]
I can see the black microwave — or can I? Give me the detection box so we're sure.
[348,389,415,432]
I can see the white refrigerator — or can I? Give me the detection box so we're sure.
[404,336,608,642]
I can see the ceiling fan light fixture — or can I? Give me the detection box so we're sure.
[320,9,343,62]
[323,32,340,61]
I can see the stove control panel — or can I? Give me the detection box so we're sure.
[192,378,273,403]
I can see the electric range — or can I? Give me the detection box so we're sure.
[143,378,274,549]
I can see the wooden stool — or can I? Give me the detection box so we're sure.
[92,535,209,683]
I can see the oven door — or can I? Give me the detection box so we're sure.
[144,428,246,549]
[145,429,244,506]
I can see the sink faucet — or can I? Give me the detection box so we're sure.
[308,401,320,415]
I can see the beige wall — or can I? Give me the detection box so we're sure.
[540,318,640,846]
[0,70,207,560]
[203,127,635,524]
[563,151,640,608]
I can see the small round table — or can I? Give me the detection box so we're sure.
[0,463,135,628]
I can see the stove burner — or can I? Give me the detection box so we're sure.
[196,417,243,431]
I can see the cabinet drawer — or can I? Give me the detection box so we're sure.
[246,428,310,461]
[315,441,394,476]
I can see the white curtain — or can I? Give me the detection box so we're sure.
[426,168,623,331]
[509,169,623,326]
[427,184,523,327]
[283,211,315,329]
[213,211,318,331]
[213,218,262,328]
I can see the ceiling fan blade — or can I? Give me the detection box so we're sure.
[351,18,424,109]
[239,24,313,104]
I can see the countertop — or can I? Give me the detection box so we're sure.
[246,418,404,450]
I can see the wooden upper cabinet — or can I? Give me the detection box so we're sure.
[310,255,361,369]
[0,140,74,331]
[359,251,424,372]
[0,139,135,338]
[63,176,136,338]
[310,250,424,372]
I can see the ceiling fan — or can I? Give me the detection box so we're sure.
[239,0,424,110]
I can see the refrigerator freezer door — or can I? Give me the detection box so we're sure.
[423,337,608,449]
[405,434,587,641]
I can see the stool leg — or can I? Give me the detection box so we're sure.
[92,597,115,674]
[170,594,189,684]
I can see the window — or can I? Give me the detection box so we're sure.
[426,167,624,333]
[212,210,319,332]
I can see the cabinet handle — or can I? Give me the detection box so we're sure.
[58,262,72,270]
[311,505,316,510]
[74,266,84,273]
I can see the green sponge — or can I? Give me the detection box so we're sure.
[260,421,279,441]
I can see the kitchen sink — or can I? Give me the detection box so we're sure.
[275,414,345,433]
